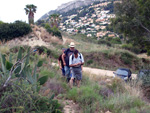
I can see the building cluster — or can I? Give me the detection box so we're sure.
[59,1,118,38]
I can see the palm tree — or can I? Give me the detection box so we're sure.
[24,4,37,24]
[49,14,61,28]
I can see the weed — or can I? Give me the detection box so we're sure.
[47,78,67,95]
[107,78,126,93]
[120,51,134,65]
[87,59,93,65]
[98,39,112,47]
[0,81,62,112]
[0,44,9,54]
[67,88,78,101]
[40,69,55,78]
[101,93,145,113]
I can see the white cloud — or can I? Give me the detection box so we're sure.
[0,0,73,23]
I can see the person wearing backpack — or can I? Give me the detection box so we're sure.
[62,42,75,82]
[69,49,84,88]
[58,48,66,76]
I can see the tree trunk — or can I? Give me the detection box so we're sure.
[28,12,34,25]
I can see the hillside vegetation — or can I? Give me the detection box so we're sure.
[0,21,31,41]
[0,18,150,113]
[0,45,150,112]
[1,21,148,72]
[62,33,149,72]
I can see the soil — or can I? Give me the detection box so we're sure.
[52,63,137,79]
[83,67,137,79]
[59,99,80,113]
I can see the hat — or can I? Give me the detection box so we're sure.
[69,42,75,47]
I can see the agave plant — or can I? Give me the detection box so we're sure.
[0,47,48,91]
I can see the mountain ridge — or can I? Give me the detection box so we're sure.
[39,0,106,20]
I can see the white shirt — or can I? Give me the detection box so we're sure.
[69,53,84,67]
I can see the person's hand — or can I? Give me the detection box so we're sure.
[63,62,66,66]
[59,66,62,70]
[75,62,81,66]
[77,62,82,65]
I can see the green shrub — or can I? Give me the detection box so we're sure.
[111,37,122,44]
[102,93,145,113]
[10,45,29,53]
[119,51,135,65]
[66,84,101,112]
[47,79,66,95]
[98,39,111,46]
[35,46,59,59]
[77,86,100,105]
[0,21,31,41]
[36,20,45,26]
[51,26,62,39]
[122,43,133,49]
[147,50,150,56]
[122,44,141,54]
[0,81,62,113]
[87,59,93,65]
[67,88,78,101]
[140,70,150,100]
[45,23,51,30]
[44,24,62,39]
[106,37,122,44]
[106,37,113,41]
[107,78,126,93]
[40,69,55,78]
[81,74,92,86]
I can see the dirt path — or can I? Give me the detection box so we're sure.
[52,63,137,79]
[83,67,137,79]
[61,99,80,113]
[137,53,150,60]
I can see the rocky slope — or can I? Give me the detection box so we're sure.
[39,0,104,20]
[7,25,63,48]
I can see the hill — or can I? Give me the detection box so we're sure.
[6,25,63,48]
[1,44,150,112]
[2,24,149,72]
[1,23,150,112]
[39,0,118,38]
[40,0,103,20]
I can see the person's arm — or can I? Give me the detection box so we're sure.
[62,53,66,66]
[58,59,62,69]
[69,55,81,67]
[80,53,84,65]
[69,63,81,67]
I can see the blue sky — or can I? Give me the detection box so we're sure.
[0,0,73,23]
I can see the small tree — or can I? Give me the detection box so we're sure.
[49,14,61,28]
[24,4,37,24]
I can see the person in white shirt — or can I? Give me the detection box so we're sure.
[69,49,84,88]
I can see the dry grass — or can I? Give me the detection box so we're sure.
[83,71,113,82]
[83,71,144,102]
[0,43,10,54]
[125,80,143,97]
